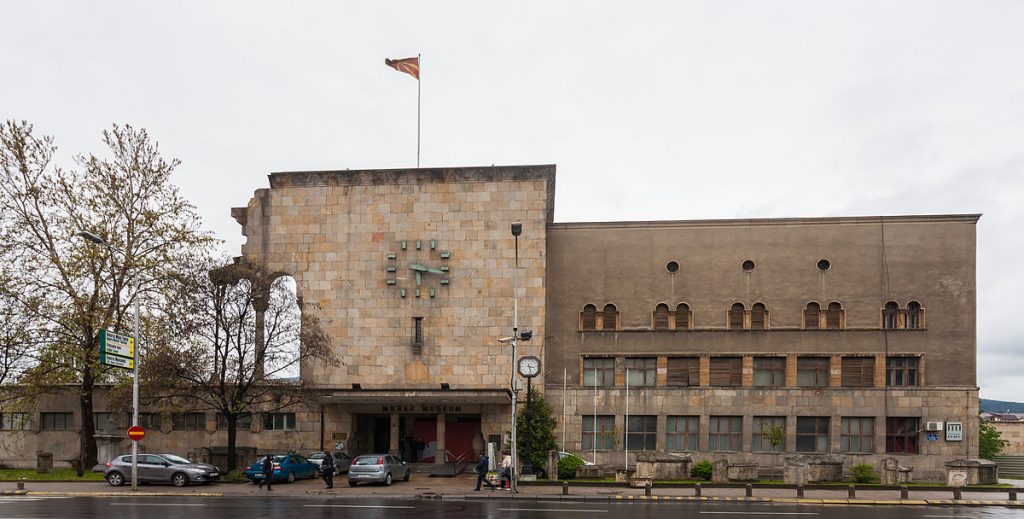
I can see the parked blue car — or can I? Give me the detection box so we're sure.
[244,454,320,483]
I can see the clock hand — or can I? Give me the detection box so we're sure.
[409,264,445,275]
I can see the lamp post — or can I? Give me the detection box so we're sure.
[77,231,140,492]
[509,221,521,496]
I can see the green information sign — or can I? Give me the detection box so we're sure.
[99,329,135,370]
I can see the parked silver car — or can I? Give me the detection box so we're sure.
[347,454,410,486]
[104,453,220,487]
[308,451,352,475]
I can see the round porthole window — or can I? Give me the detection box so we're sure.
[741,260,755,272]
[817,259,831,271]
[666,261,679,273]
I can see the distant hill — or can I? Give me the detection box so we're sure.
[980,398,1024,413]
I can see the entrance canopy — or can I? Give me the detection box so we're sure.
[322,388,510,405]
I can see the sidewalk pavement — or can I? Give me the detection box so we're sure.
[3,474,1022,507]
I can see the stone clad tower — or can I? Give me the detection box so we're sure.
[231,165,554,460]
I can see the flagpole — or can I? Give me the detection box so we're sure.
[417,53,421,168]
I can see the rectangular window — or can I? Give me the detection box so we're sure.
[93,412,118,431]
[624,357,657,387]
[886,357,919,387]
[583,357,615,387]
[709,357,742,386]
[667,357,700,386]
[841,356,875,387]
[753,357,786,387]
[0,413,28,430]
[797,357,829,387]
[796,417,830,452]
[708,416,742,451]
[263,412,296,431]
[172,412,206,431]
[752,416,786,452]
[841,417,875,453]
[625,415,657,450]
[41,412,73,431]
[666,416,698,451]
[582,415,616,450]
[412,316,424,355]
[139,413,161,431]
[216,413,253,431]
[886,417,920,454]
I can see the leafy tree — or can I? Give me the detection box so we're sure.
[0,121,215,472]
[761,423,785,453]
[979,421,1009,460]
[515,389,558,477]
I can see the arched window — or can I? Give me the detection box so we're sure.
[602,304,618,331]
[883,301,900,330]
[581,304,597,331]
[729,303,745,330]
[804,302,820,330]
[653,303,670,331]
[826,302,843,330]
[676,303,691,331]
[751,303,767,330]
[906,301,923,329]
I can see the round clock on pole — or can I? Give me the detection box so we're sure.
[517,355,541,378]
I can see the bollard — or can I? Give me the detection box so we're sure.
[1009,489,1017,501]
[16,481,24,490]
[900,486,909,499]
[746,483,753,497]
[796,484,804,498]
[848,485,856,499]
[694,483,702,497]
[953,487,962,500]
[562,482,569,495]
[645,483,652,497]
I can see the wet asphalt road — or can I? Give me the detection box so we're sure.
[1,496,1023,519]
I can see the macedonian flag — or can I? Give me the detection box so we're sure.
[385,57,419,80]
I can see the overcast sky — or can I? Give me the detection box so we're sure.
[2,1,1021,401]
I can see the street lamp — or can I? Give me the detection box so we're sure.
[77,231,141,492]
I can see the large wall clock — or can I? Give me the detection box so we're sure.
[385,239,452,298]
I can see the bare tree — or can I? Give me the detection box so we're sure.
[0,120,215,472]
[145,258,335,471]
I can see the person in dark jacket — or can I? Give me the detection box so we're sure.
[321,452,335,489]
[473,452,496,491]
[256,454,274,491]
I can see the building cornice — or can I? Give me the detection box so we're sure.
[549,213,982,231]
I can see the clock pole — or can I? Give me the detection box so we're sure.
[510,222,522,496]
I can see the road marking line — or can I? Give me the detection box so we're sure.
[110,503,206,506]
[499,509,608,513]
[699,513,818,516]
[305,504,415,509]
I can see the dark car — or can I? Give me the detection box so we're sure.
[347,454,410,486]
[308,451,352,475]
[104,453,220,487]
[244,454,319,483]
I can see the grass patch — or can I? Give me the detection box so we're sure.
[0,468,105,481]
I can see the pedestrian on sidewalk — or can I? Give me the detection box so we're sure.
[473,451,496,491]
[321,451,335,489]
[256,454,274,491]
[498,450,512,490]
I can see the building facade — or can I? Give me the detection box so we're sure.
[1,165,980,480]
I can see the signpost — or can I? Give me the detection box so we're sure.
[127,426,145,442]
[99,329,135,370]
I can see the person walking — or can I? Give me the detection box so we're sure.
[474,451,496,491]
[321,451,335,489]
[256,454,274,491]
[498,450,512,490]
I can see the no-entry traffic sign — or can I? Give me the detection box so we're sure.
[127,425,145,441]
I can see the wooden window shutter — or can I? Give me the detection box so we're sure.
[751,303,767,330]
[710,357,742,386]
[602,304,618,331]
[729,303,745,330]
[842,357,874,387]
[676,303,690,331]
[653,304,670,331]
[826,302,842,330]
[581,305,597,331]
[667,357,699,386]
[804,303,820,330]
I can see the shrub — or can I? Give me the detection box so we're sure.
[220,470,249,483]
[851,463,880,484]
[557,454,586,480]
[690,460,712,481]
